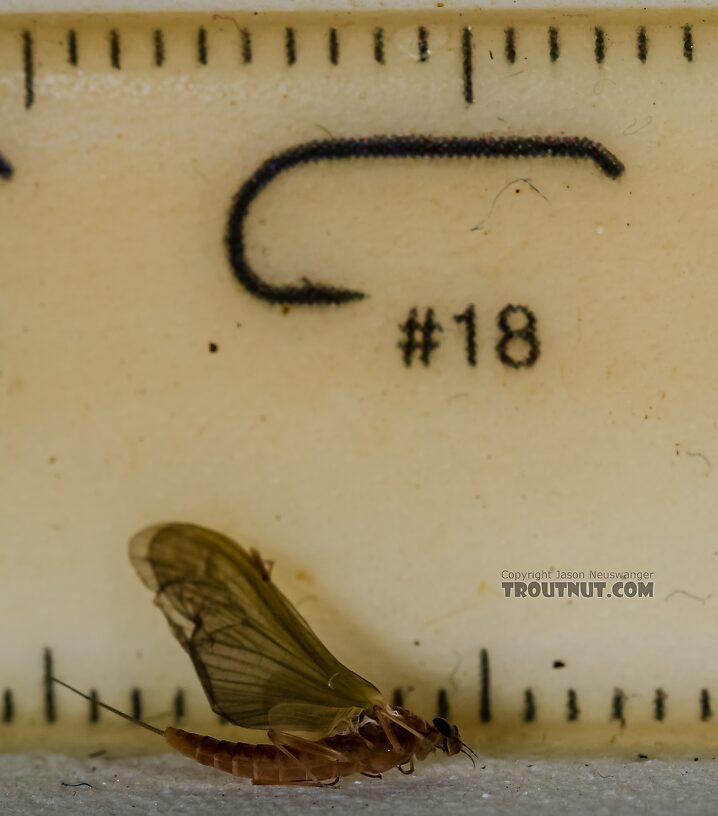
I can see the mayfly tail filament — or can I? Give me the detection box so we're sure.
[51,676,164,736]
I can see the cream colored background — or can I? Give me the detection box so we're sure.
[1,10,717,752]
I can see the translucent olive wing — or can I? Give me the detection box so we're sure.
[129,523,385,738]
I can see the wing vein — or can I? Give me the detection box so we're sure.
[130,523,384,738]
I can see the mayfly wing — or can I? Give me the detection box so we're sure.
[129,523,385,738]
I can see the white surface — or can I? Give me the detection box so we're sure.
[4,754,718,815]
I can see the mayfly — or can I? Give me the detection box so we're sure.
[54,523,474,786]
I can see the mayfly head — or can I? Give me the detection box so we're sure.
[432,717,463,756]
[431,717,478,766]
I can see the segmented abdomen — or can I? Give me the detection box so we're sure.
[164,727,339,784]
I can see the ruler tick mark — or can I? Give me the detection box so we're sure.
[418,26,429,62]
[21,30,34,109]
[637,26,648,62]
[153,29,165,67]
[197,26,208,65]
[3,689,14,724]
[373,27,385,64]
[654,687,667,721]
[329,27,339,65]
[461,27,474,105]
[611,687,626,726]
[174,689,185,723]
[437,688,450,720]
[567,689,580,721]
[285,27,297,66]
[549,26,560,61]
[89,689,100,723]
[700,689,712,721]
[479,648,491,723]
[594,27,606,64]
[523,688,536,722]
[683,25,693,61]
[43,648,55,723]
[131,687,142,722]
[505,27,516,64]
[241,28,252,64]
[109,29,121,70]
[67,29,78,66]
[0,153,13,180]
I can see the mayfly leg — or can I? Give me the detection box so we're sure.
[266,730,347,762]
[266,729,348,785]
[381,707,435,750]
[376,709,403,753]
[397,758,415,775]
[251,775,340,788]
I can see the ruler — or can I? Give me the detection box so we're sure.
[1,8,717,755]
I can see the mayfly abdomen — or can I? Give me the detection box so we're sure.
[164,727,341,783]
[164,728,241,774]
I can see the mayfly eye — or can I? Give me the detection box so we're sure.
[433,717,452,737]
